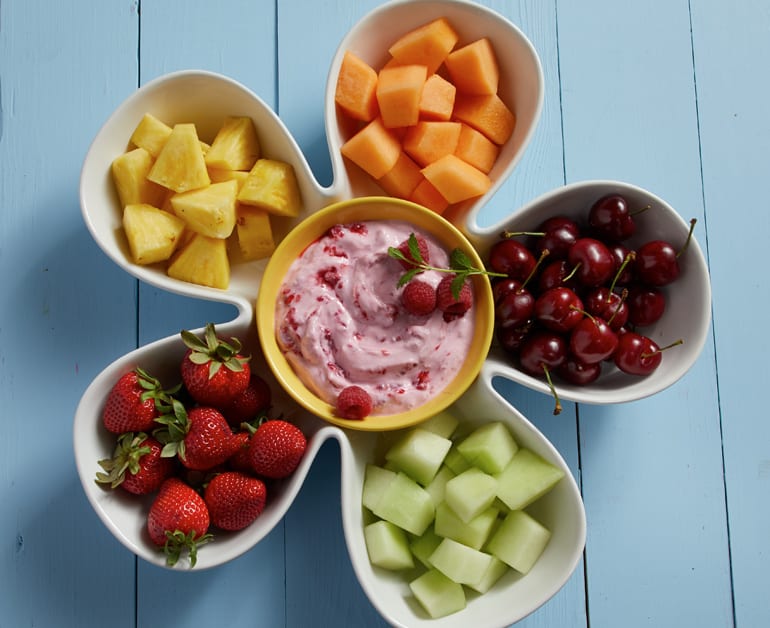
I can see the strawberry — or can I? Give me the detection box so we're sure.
[147,477,212,567]
[219,373,272,427]
[248,419,307,479]
[95,432,176,495]
[154,403,241,471]
[204,471,266,531]
[401,279,437,316]
[336,385,373,420]
[227,429,254,474]
[180,322,251,407]
[436,275,472,320]
[102,367,174,434]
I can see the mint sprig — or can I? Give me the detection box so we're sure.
[388,233,505,299]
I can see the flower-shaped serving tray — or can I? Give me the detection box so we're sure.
[75,2,587,626]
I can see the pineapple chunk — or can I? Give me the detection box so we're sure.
[170,179,238,239]
[130,113,173,157]
[167,233,230,289]
[238,158,302,217]
[204,116,261,171]
[148,123,210,193]
[207,168,250,192]
[111,148,166,208]
[236,206,276,261]
[122,203,186,265]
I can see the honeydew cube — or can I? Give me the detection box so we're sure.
[443,445,471,475]
[495,448,565,510]
[424,465,455,507]
[467,556,509,594]
[409,525,443,569]
[457,421,518,474]
[364,520,414,570]
[487,510,551,574]
[409,569,466,619]
[419,410,459,439]
[444,467,497,523]
[362,464,397,512]
[434,502,498,550]
[385,428,451,486]
[429,537,495,587]
[372,472,435,536]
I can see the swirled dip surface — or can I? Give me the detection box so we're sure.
[275,220,474,416]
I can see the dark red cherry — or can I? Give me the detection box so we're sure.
[569,316,619,364]
[588,194,636,241]
[496,323,533,355]
[533,216,580,259]
[496,288,535,329]
[608,243,635,285]
[585,287,629,331]
[613,331,662,375]
[557,356,602,385]
[493,278,522,305]
[534,287,584,333]
[519,331,568,377]
[537,260,579,293]
[489,239,536,281]
[635,240,680,286]
[627,285,666,327]
[567,238,614,287]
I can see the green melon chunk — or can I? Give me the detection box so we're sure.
[372,471,435,536]
[495,448,565,510]
[364,519,414,570]
[385,428,452,486]
[444,467,498,523]
[486,509,551,574]
[362,464,397,512]
[424,465,455,507]
[467,555,510,594]
[419,410,460,439]
[434,501,499,550]
[409,568,466,619]
[409,525,443,569]
[429,537,495,587]
[443,445,472,475]
[456,421,519,474]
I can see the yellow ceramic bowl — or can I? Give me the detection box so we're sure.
[256,197,494,431]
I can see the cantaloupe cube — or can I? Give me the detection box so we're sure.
[204,116,261,171]
[340,117,401,179]
[388,18,459,75]
[419,73,456,122]
[377,152,423,199]
[335,51,379,122]
[453,93,516,145]
[444,38,499,95]
[403,121,462,168]
[167,233,230,289]
[148,123,210,193]
[238,158,302,217]
[455,123,500,173]
[376,64,427,128]
[111,147,166,208]
[122,203,186,265]
[410,178,449,215]
[236,205,275,261]
[421,154,491,204]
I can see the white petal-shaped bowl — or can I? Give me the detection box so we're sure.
[74,0,589,625]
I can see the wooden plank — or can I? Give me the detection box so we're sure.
[556,1,731,626]
[690,0,770,625]
[0,0,139,626]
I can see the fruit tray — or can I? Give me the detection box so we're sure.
[74,1,710,625]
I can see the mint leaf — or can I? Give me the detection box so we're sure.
[449,248,474,271]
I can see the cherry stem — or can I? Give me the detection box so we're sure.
[563,262,580,283]
[607,288,628,327]
[630,204,651,217]
[608,251,635,294]
[519,249,550,292]
[677,218,697,259]
[641,338,684,358]
[541,364,562,415]
[501,230,545,239]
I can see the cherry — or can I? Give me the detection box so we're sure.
[557,356,602,385]
[627,285,666,327]
[519,330,567,415]
[496,288,535,329]
[608,243,636,285]
[567,237,615,287]
[493,278,522,305]
[496,323,533,355]
[585,287,629,331]
[488,239,536,281]
[534,287,584,333]
[588,194,636,241]
[569,314,619,364]
[537,259,580,293]
[635,218,697,287]
[534,215,580,259]
[613,332,662,375]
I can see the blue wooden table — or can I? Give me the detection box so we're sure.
[1,0,766,626]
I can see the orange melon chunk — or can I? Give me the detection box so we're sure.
[421,154,491,204]
[410,178,449,215]
[376,65,428,128]
[455,123,500,174]
[453,93,515,145]
[377,152,424,199]
[444,38,499,95]
[419,74,456,121]
[340,117,401,179]
[388,18,459,75]
[335,51,379,122]
[403,121,462,168]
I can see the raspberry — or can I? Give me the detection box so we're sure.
[336,385,373,420]
[401,280,437,316]
[436,275,472,320]
[396,235,430,270]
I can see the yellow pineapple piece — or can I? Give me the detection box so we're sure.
[237,158,302,217]
[236,206,276,261]
[122,203,186,265]
[170,179,238,239]
[207,168,250,192]
[148,123,210,193]
[205,116,261,171]
[130,113,173,157]
[111,148,166,208]
[167,233,230,289]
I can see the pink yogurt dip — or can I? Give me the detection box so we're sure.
[275,220,475,416]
